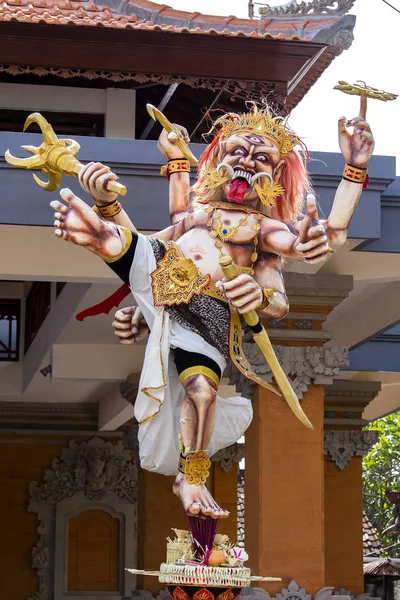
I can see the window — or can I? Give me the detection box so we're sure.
[0,299,20,361]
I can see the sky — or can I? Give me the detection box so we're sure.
[151,0,400,173]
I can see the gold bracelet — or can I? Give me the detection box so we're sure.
[94,199,122,219]
[178,450,211,486]
[160,158,191,181]
[343,164,368,184]
[259,288,278,310]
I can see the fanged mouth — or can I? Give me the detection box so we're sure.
[232,167,255,186]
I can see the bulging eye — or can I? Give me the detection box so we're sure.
[254,153,269,163]
[249,135,262,143]
[232,147,246,156]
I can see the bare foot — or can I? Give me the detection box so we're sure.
[173,473,229,519]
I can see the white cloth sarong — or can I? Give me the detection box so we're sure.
[129,234,253,476]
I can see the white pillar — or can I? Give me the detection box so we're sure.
[105,88,136,139]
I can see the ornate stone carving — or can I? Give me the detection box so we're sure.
[28,582,49,600]
[28,438,138,600]
[324,430,379,470]
[268,319,288,329]
[330,28,355,56]
[261,0,355,15]
[295,319,314,330]
[211,442,245,472]
[275,580,311,600]
[29,437,138,504]
[225,344,349,399]
[32,539,49,570]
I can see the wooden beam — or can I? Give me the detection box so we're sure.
[0,23,324,84]
[22,282,91,392]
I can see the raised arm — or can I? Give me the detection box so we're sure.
[321,114,374,245]
[157,126,191,224]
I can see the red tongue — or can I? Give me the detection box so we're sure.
[227,179,248,204]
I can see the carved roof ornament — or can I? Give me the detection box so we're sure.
[324,430,379,470]
[259,0,356,16]
[29,437,138,505]
[211,442,245,472]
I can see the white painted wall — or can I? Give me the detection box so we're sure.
[0,83,136,138]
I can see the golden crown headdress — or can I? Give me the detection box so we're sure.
[218,107,300,157]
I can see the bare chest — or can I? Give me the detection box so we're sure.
[186,206,259,244]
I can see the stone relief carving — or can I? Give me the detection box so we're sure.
[262,0,355,15]
[268,319,288,329]
[28,437,138,600]
[211,442,245,472]
[295,319,314,330]
[276,580,311,600]
[324,430,379,470]
[225,344,349,399]
[329,28,355,56]
[29,437,138,504]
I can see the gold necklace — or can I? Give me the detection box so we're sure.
[208,209,249,242]
[205,204,262,275]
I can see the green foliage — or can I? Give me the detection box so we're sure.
[363,410,400,557]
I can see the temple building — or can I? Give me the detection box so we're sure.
[0,0,399,599]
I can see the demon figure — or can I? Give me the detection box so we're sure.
[50,104,374,519]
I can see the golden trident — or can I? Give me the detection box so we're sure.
[334,80,398,118]
[5,113,127,196]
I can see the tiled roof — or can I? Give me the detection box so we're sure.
[364,559,400,577]
[363,512,383,557]
[0,0,354,42]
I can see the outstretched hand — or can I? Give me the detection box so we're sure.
[338,113,375,169]
[295,195,329,264]
[50,188,125,260]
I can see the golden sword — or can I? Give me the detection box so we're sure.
[334,80,398,119]
[146,104,199,167]
[5,113,127,196]
[220,254,313,430]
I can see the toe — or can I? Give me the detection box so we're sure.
[188,502,201,516]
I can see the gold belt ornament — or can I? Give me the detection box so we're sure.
[151,244,210,306]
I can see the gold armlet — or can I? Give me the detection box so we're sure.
[94,199,122,218]
[343,164,368,185]
[178,450,211,486]
[160,158,191,181]
[259,288,278,310]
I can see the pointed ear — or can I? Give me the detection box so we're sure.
[273,159,285,183]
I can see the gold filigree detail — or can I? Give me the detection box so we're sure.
[179,450,211,486]
[254,181,285,208]
[151,248,210,306]
[202,167,230,190]
[334,80,398,102]
[220,106,300,156]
